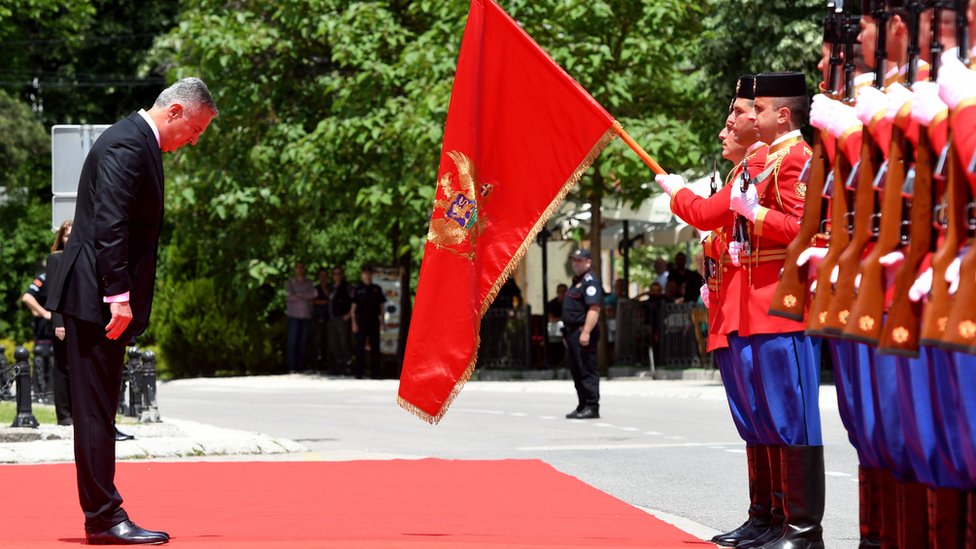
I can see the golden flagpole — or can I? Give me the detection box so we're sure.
[612,122,667,176]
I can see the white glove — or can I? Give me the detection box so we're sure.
[938,52,976,109]
[911,81,948,127]
[810,94,835,131]
[655,173,685,197]
[826,103,861,140]
[884,83,913,121]
[910,267,933,302]
[729,184,763,221]
[700,283,710,308]
[947,255,962,294]
[880,250,905,288]
[729,241,743,267]
[797,247,828,280]
[856,85,888,126]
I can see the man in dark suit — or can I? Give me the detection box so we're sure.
[46,77,217,545]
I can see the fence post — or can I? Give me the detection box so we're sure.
[140,350,160,423]
[12,347,39,428]
[124,347,142,418]
[0,345,11,399]
[32,343,53,404]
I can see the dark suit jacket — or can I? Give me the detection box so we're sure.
[45,112,164,337]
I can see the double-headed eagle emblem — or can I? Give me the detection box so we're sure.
[427,150,493,260]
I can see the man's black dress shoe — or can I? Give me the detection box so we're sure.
[86,520,169,545]
[115,427,134,441]
[574,406,600,419]
[565,406,583,419]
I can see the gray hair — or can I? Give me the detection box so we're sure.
[154,77,218,116]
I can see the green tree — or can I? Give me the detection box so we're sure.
[0,89,53,341]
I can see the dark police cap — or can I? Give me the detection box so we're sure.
[735,75,756,100]
[755,72,807,98]
[571,248,592,260]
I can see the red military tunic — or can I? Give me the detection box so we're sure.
[953,98,976,191]
[671,143,769,348]
[738,131,812,337]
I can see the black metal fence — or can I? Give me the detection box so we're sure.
[475,301,710,371]
[0,344,160,428]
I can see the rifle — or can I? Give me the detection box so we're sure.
[842,0,924,344]
[820,0,890,336]
[703,157,719,282]
[806,7,860,335]
[878,0,948,355]
[933,6,976,351]
[732,158,752,261]
[770,0,842,320]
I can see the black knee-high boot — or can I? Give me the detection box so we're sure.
[737,446,785,548]
[879,470,900,549]
[928,487,966,549]
[859,467,883,548]
[761,445,825,549]
[711,445,773,547]
[897,481,929,548]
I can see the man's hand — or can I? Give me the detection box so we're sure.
[579,331,591,347]
[879,251,905,289]
[938,50,976,109]
[700,283,710,308]
[856,85,887,126]
[105,301,133,340]
[55,327,66,340]
[884,83,913,121]
[654,173,685,197]
[809,94,835,131]
[729,241,743,267]
[351,319,359,334]
[826,104,861,140]
[730,184,762,221]
[797,247,828,279]
[911,81,948,127]
[910,267,933,302]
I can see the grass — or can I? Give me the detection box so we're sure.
[0,400,59,425]
[0,401,143,427]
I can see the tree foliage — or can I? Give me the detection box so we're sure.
[0,0,825,372]
[0,90,53,341]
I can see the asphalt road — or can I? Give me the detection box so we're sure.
[157,375,860,548]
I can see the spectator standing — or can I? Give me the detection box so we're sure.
[328,266,353,373]
[546,283,567,321]
[667,252,705,303]
[563,248,603,420]
[22,220,74,424]
[285,262,316,373]
[351,265,386,379]
[652,257,669,290]
[310,267,330,371]
[545,283,568,367]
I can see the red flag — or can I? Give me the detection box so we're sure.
[397,0,617,423]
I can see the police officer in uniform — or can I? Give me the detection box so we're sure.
[562,248,603,420]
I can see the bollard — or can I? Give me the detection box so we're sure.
[12,347,39,428]
[0,345,11,400]
[31,343,54,404]
[140,350,160,423]
[124,347,142,418]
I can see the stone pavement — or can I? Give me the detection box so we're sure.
[0,418,308,464]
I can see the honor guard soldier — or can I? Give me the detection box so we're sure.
[730,71,825,549]
[656,76,777,548]
[562,248,603,420]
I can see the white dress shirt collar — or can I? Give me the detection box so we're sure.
[137,109,161,148]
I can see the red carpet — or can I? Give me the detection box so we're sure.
[2,459,709,547]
